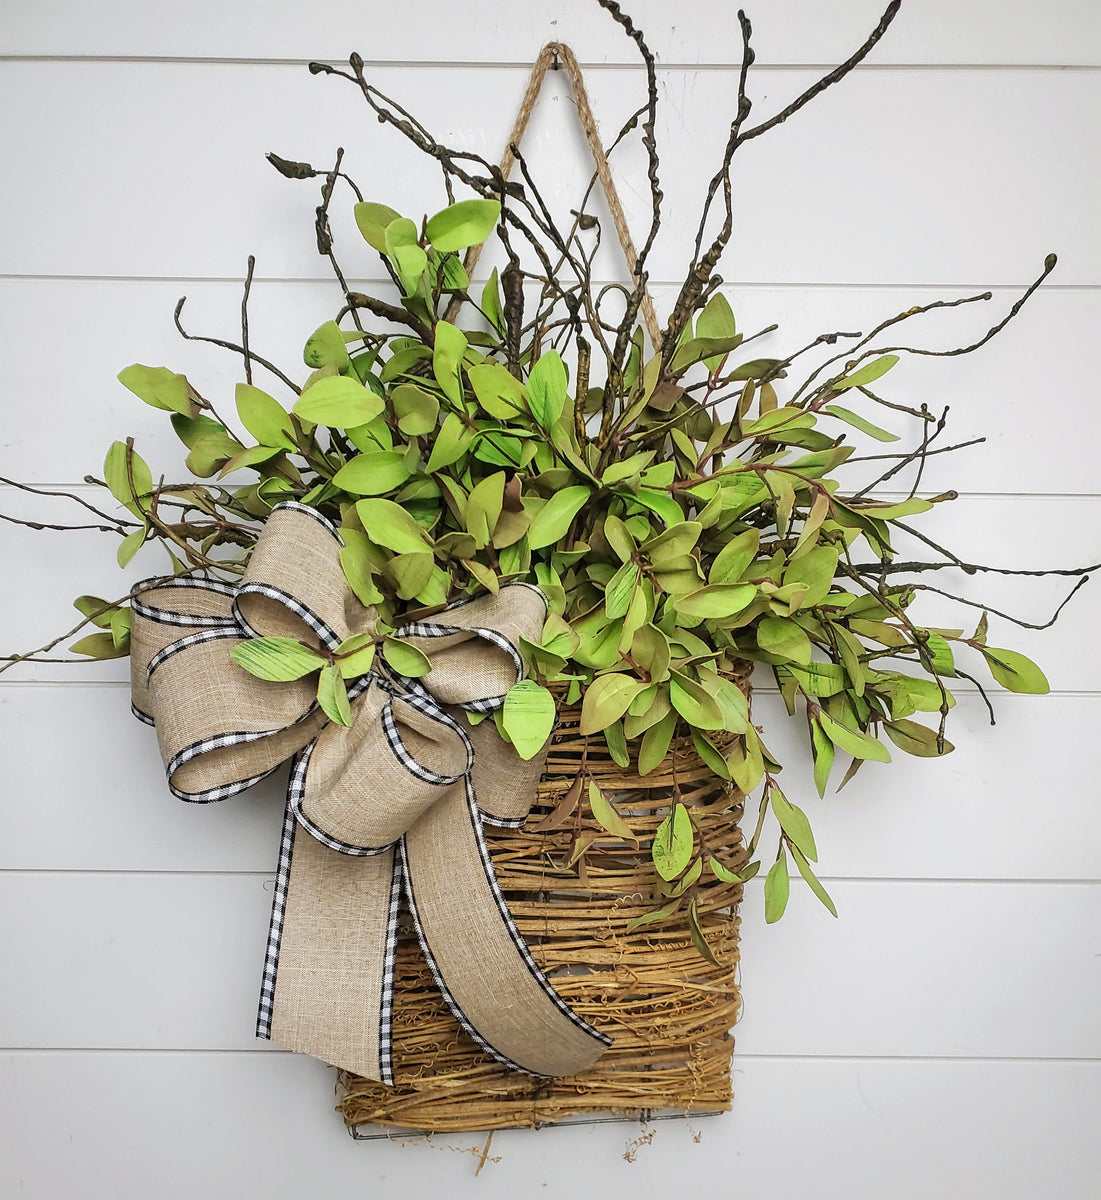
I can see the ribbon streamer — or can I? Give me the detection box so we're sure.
[129,501,610,1084]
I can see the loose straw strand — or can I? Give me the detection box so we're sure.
[454,42,663,351]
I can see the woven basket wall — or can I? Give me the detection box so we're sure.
[338,673,750,1133]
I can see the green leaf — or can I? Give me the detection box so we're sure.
[482,268,505,334]
[467,362,527,419]
[527,486,590,550]
[691,730,732,781]
[810,717,835,797]
[110,607,131,648]
[641,521,702,563]
[764,850,791,923]
[387,551,435,601]
[790,846,838,917]
[817,711,891,762]
[293,374,384,428]
[588,779,637,842]
[465,470,505,549]
[432,320,468,405]
[116,527,146,567]
[652,802,694,881]
[833,354,899,391]
[117,364,194,416]
[501,679,556,760]
[231,637,327,682]
[527,350,568,428]
[235,383,296,450]
[303,320,352,370]
[317,663,353,726]
[391,383,440,436]
[425,198,501,253]
[353,201,403,252]
[669,671,725,730]
[425,412,476,474]
[687,898,720,965]
[883,719,954,757]
[384,218,428,294]
[186,431,242,477]
[332,451,413,496]
[638,709,677,775]
[677,583,756,620]
[981,646,1050,694]
[709,856,760,885]
[823,404,899,442]
[74,595,118,629]
[382,637,432,678]
[580,672,646,735]
[338,531,385,608]
[626,899,682,932]
[771,786,817,861]
[355,498,432,554]
[669,333,744,374]
[103,440,153,517]
[337,640,377,680]
[756,616,813,665]
[71,631,129,659]
[709,528,759,585]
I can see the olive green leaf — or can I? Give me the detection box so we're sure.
[810,716,835,797]
[691,730,732,781]
[771,785,817,862]
[527,486,590,550]
[527,350,568,428]
[764,849,791,923]
[353,201,403,253]
[391,383,440,436]
[303,320,352,370]
[103,440,153,517]
[817,711,891,762]
[332,450,412,496]
[425,198,501,252]
[293,374,384,428]
[481,268,505,334]
[117,364,195,416]
[883,719,954,757]
[356,498,432,553]
[677,583,756,621]
[231,637,327,681]
[235,383,296,450]
[465,471,505,549]
[74,595,119,629]
[709,528,759,585]
[467,362,527,419]
[626,898,682,932]
[317,663,353,726]
[709,856,761,884]
[652,802,694,880]
[687,898,720,965]
[638,709,678,775]
[588,780,637,842]
[432,320,468,405]
[71,631,130,659]
[580,672,646,735]
[833,354,899,390]
[669,671,725,730]
[501,679,556,760]
[669,334,743,374]
[981,646,1050,694]
[790,845,838,917]
[822,404,899,442]
[382,636,432,678]
[338,530,385,608]
[116,527,146,567]
[756,616,813,664]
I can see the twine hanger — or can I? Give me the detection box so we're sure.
[456,41,663,351]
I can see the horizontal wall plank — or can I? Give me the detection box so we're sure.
[3,0,1099,67]
[3,278,1095,495]
[0,63,1093,284]
[2,1052,1099,1198]
[1,874,1096,1058]
[3,491,1096,688]
[3,685,1098,881]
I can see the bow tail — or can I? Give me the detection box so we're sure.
[402,780,612,1080]
[259,772,404,1085]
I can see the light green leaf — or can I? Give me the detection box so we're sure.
[709,528,759,585]
[432,320,468,405]
[883,719,954,757]
[392,383,440,436]
[355,498,432,554]
[652,802,694,881]
[810,716,835,797]
[353,201,403,253]
[71,631,129,659]
[982,646,1050,694]
[332,451,413,496]
[691,730,732,781]
[482,268,505,334]
[467,362,527,419]
[764,850,791,923]
[425,198,501,253]
[669,671,725,730]
[387,552,435,601]
[303,320,351,370]
[709,856,760,885]
[817,711,891,762]
[588,779,637,842]
[337,640,377,680]
[638,709,678,775]
[73,595,118,629]
[527,350,568,428]
[771,786,817,861]
[527,486,590,550]
[756,616,813,664]
[823,404,899,442]
[501,679,556,760]
[382,637,432,678]
[231,637,327,681]
[317,663,353,726]
[116,527,146,567]
[580,672,645,735]
[833,354,899,391]
[235,383,296,449]
[103,440,154,517]
[293,374,384,428]
[790,845,838,917]
[117,364,194,416]
[626,899,682,932]
[677,583,756,620]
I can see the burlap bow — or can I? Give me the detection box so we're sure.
[129,501,610,1084]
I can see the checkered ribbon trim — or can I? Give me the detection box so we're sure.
[129,501,610,1087]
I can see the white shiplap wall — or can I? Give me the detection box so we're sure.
[1,2,1099,1196]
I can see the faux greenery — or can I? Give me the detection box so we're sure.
[4,0,1091,929]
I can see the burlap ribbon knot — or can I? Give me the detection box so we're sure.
[129,501,610,1084]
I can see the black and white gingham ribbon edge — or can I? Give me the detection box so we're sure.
[377,851,403,1088]
[256,781,300,1041]
[462,776,613,1047]
[398,836,542,1080]
[131,575,239,628]
[286,742,393,857]
[146,626,243,679]
[396,620,524,680]
[165,722,311,805]
[232,581,342,652]
[132,702,155,726]
[478,811,528,829]
[270,500,343,544]
[380,702,468,787]
[419,580,549,621]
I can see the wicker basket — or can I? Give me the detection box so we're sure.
[338,673,750,1133]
